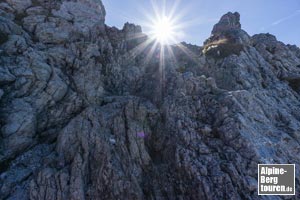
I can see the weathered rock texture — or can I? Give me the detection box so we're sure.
[0,1,300,199]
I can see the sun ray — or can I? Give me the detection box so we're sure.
[175,43,202,65]
[124,32,148,41]
[159,44,166,99]
[127,37,155,59]
[166,44,179,67]
[144,40,159,65]
[150,0,162,24]
[169,0,182,20]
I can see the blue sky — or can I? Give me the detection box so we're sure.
[102,0,300,46]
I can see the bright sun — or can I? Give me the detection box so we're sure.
[153,16,175,44]
[141,1,186,45]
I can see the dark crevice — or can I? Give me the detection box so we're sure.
[0,32,9,45]
[0,158,11,174]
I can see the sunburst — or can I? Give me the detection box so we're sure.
[151,16,175,44]
[125,0,201,99]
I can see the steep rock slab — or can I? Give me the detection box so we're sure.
[29,97,159,200]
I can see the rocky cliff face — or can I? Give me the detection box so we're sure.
[0,0,300,199]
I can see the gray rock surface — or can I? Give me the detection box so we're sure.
[0,1,300,200]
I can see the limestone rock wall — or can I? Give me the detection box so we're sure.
[0,1,300,200]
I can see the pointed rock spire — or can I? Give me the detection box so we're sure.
[211,12,241,35]
[203,12,251,57]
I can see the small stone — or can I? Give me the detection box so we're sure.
[109,138,116,145]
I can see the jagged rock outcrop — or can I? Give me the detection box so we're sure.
[252,33,300,92]
[0,1,300,199]
[203,12,251,58]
